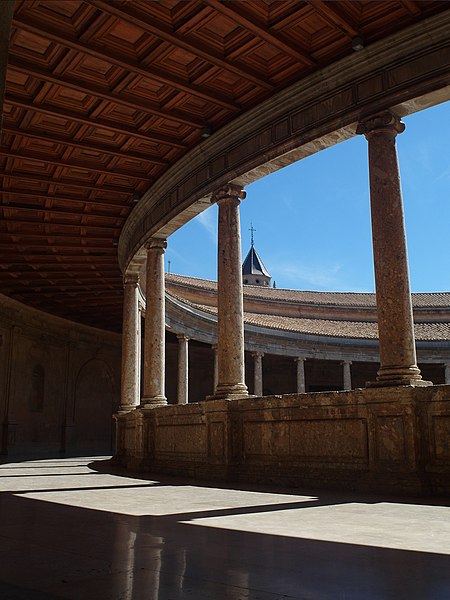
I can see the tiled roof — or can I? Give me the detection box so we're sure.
[165,273,450,309]
[166,290,450,341]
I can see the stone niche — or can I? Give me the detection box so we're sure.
[115,385,450,496]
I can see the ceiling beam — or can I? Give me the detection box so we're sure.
[0,148,153,181]
[400,1,421,17]
[1,267,120,276]
[3,126,168,166]
[5,95,186,149]
[0,273,122,290]
[1,189,130,211]
[7,289,123,299]
[90,0,273,91]
[305,1,359,38]
[0,255,119,264]
[12,15,240,112]
[0,273,120,283]
[204,0,316,66]
[0,171,138,194]
[8,57,204,129]
[0,232,118,242]
[0,202,126,222]
[0,216,121,231]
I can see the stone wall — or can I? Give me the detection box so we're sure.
[115,385,450,496]
[0,294,121,456]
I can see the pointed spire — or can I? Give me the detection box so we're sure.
[249,222,256,247]
[242,223,271,286]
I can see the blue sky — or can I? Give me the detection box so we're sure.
[166,100,450,293]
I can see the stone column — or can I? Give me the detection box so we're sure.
[445,364,450,384]
[342,360,352,391]
[212,344,218,393]
[177,334,189,405]
[141,238,168,408]
[295,357,306,393]
[211,184,248,399]
[357,111,429,387]
[252,352,264,397]
[119,274,141,412]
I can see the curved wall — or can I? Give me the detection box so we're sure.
[0,294,121,456]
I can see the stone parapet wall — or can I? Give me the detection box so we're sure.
[115,385,450,496]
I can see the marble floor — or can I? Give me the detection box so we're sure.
[0,457,449,599]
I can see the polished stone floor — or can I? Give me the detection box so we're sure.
[0,457,449,599]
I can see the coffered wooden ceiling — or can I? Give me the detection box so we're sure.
[1,0,448,331]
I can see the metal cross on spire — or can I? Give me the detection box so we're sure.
[249,222,256,247]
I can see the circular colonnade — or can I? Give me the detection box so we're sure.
[119,12,450,412]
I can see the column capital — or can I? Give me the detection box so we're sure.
[210,183,246,205]
[341,360,352,366]
[356,111,405,139]
[145,237,167,252]
[294,356,306,363]
[123,273,140,286]
[176,333,190,342]
[252,351,264,359]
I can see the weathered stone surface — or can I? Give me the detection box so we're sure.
[115,385,450,495]
[120,274,140,412]
[210,186,248,399]
[141,238,167,408]
[358,111,429,387]
[176,334,189,405]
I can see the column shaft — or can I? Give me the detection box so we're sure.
[211,185,248,399]
[212,345,218,393]
[296,357,306,393]
[253,352,263,397]
[357,112,429,387]
[120,274,141,411]
[445,364,450,385]
[177,335,189,405]
[342,361,352,391]
[142,238,168,407]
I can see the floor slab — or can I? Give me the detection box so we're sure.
[0,456,449,599]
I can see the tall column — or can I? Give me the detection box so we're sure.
[211,184,248,399]
[120,274,141,412]
[342,360,352,391]
[177,334,189,405]
[357,111,430,387]
[141,238,168,408]
[295,357,306,393]
[252,352,263,397]
[445,364,450,385]
[212,344,218,393]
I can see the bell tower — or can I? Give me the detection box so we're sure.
[242,224,271,287]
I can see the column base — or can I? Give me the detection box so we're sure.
[117,405,139,414]
[207,382,249,401]
[140,395,168,409]
[367,365,432,388]
[367,378,433,388]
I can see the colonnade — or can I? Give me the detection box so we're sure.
[119,110,431,413]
